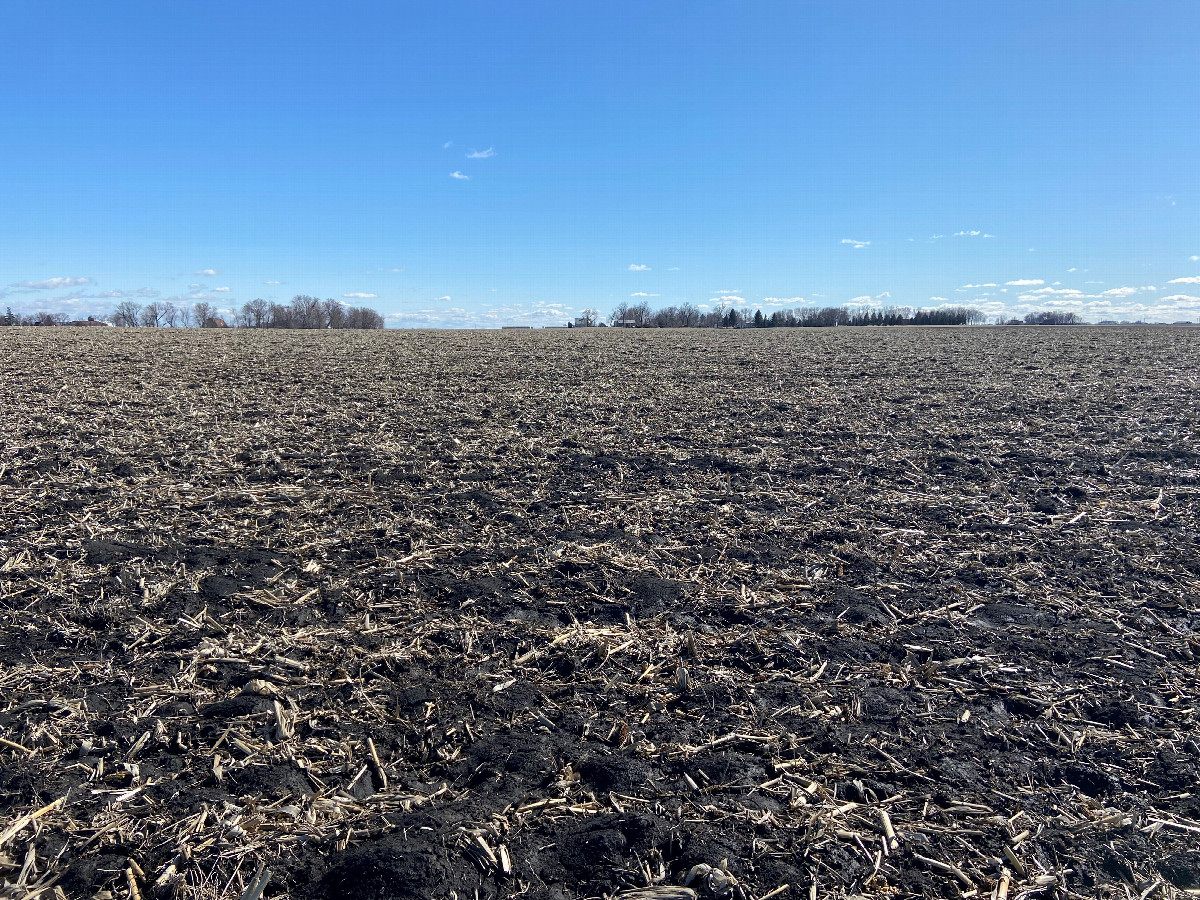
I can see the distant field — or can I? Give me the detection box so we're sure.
[1,326,1198,900]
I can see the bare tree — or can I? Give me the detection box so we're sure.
[192,301,218,327]
[268,302,293,328]
[139,302,165,327]
[290,295,325,329]
[241,298,269,328]
[578,308,599,326]
[343,306,384,329]
[323,298,347,329]
[111,301,142,327]
[609,302,630,326]
[162,301,182,327]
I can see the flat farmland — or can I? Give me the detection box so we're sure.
[1,326,1198,900]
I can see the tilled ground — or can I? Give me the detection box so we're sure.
[1,326,1198,900]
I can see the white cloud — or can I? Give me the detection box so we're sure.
[961,283,997,289]
[1099,286,1140,298]
[983,234,995,238]
[383,299,571,329]
[876,291,891,299]
[213,286,230,292]
[12,276,91,290]
[847,295,873,305]
[713,289,741,295]
[954,230,982,237]
[930,296,948,302]
[628,264,650,271]
[434,295,451,302]
[450,171,469,180]
[1162,294,1200,303]
[343,292,378,299]
[1006,279,1044,286]
[1024,287,1084,297]
[711,294,746,305]
[466,147,495,159]
[667,267,681,271]
[630,292,660,297]
[194,268,218,276]
[1067,267,1077,273]
[265,280,282,285]
[442,141,453,149]
[1191,255,1199,262]
[761,296,804,306]
[1167,276,1200,284]
[841,238,870,249]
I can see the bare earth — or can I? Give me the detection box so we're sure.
[1,326,1198,900]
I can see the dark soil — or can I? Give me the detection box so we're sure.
[0,326,1198,900]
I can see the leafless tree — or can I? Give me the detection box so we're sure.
[162,301,182,327]
[111,301,142,327]
[268,302,293,328]
[290,295,325,329]
[241,298,269,328]
[192,301,217,328]
[139,302,165,327]
[578,308,599,326]
[323,298,347,329]
[344,306,384,329]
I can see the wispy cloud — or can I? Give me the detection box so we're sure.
[841,238,870,249]
[710,294,746,305]
[1162,294,1200,303]
[762,296,804,306]
[433,296,451,302]
[384,299,570,329]
[630,292,660,297]
[667,267,680,271]
[84,288,160,300]
[442,141,453,149]
[1191,255,1199,262]
[954,230,981,237]
[450,171,469,180]
[961,283,997,288]
[265,280,282,285]
[1006,279,1044,286]
[194,268,218,276]
[1167,276,1200,284]
[628,264,650,271]
[343,292,377,299]
[11,276,91,290]
[466,147,495,159]
[213,286,231,292]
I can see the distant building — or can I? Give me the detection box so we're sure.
[573,317,595,327]
[501,325,533,330]
[67,317,112,327]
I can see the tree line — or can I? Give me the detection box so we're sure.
[1,295,385,329]
[607,300,991,328]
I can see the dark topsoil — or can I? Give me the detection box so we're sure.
[0,326,1198,900]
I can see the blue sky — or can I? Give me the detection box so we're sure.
[2,1,1198,325]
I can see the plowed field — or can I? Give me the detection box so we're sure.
[1,326,1198,900]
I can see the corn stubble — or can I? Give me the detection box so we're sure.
[0,325,1198,900]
